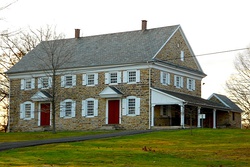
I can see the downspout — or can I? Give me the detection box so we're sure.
[147,61,151,129]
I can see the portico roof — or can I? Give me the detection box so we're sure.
[151,88,229,111]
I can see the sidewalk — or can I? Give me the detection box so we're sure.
[0,130,155,152]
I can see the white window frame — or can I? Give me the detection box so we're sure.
[60,99,76,118]
[123,70,140,83]
[122,96,140,116]
[105,72,121,85]
[21,78,35,90]
[160,71,170,85]
[38,77,52,89]
[82,98,98,117]
[20,101,35,120]
[82,73,98,86]
[61,75,76,88]
[181,50,185,61]
[187,78,196,91]
[174,75,183,88]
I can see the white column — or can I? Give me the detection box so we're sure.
[151,104,155,126]
[180,104,185,128]
[213,109,216,129]
[197,107,201,128]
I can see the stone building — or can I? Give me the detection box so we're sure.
[6,21,242,132]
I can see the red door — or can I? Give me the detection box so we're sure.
[41,103,50,126]
[108,100,120,124]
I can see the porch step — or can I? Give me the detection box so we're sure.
[100,124,124,130]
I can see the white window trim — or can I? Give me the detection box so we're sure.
[38,77,52,89]
[82,98,98,117]
[122,96,140,116]
[187,78,196,91]
[20,101,35,120]
[21,78,35,90]
[105,71,121,85]
[174,75,183,88]
[160,71,170,85]
[123,70,140,84]
[82,73,98,86]
[60,99,76,118]
[61,75,76,88]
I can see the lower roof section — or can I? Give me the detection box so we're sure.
[151,87,230,111]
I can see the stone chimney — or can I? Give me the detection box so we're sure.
[75,29,80,38]
[141,20,147,31]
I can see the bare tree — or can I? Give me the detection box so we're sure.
[0,26,64,132]
[33,36,74,133]
[225,47,250,128]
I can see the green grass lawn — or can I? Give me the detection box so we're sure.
[0,129,249,167]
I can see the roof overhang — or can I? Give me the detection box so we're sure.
[151,87,230,111]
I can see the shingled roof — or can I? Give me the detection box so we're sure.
[208,93,243,113]
[7,25,181,74]
[153,88,230,111]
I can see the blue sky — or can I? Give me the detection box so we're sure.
[1,0,250,98]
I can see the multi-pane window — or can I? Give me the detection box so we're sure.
[61,75,76,87]
[82,98,98,117]
[25,79,32,89]
[122,96,140,116]
[82,73,98,86]
[187,78,195,91]
[87,74,95,85]
[24,104,31,118]
[20,101,34,119]
[110,73,117,84]
[21,78,35,90]
[87,100,94,116]
[60,99,76,118]
[105,72,121,84]
[160,71,170,85]
[128,99,136,115]
[174,75,183,88]
[38,77,52,89]
[65,102,72,117]
[128,71,136,83]
[123,70,140,83]
[65,76,73,87]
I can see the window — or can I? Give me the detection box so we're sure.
[105,72,121,84]
[61,75,76,87]
[82,73,98,86]
[122,96,140,116]
[187,78,195,91]
[38,77,52,89]
[82,98,98,117]
[160,71,170,85]
[123,70,140,83]
[20,101,34,119]
[161,105,171,117]
[60,99,76,118]
[174,75,183,88]
[232,112,235,121]
[21,78,35,90]
[181,51,184,61]
[128,98,136,115]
